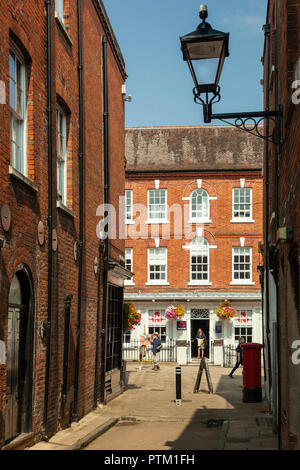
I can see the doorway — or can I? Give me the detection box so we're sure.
[191,319,210,358]
[5,268,34,443]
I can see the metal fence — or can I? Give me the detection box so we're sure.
[223,344,237,368]
[122,339,177,363]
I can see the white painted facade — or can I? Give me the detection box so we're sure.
[123,292,262,365]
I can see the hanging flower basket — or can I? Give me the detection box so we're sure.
[215,300,237,320]
[176,305,186,318]
[123,303,141,332]
[165,305,186,320]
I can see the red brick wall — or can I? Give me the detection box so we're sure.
[264,0,300,451]
[0,0,126,445]
[125,172,263,293]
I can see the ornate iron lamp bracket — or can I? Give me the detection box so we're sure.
[193,88,282,144]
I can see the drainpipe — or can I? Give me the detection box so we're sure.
[263,21,273,408]
[93,241,104,408]
[61,295,73,415]
[43,0,54,440]
[275,0,282,449]
[99,36,109,405]
[73,0,84,421]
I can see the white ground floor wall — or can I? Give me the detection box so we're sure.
[123,293,262,366]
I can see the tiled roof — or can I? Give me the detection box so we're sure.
[125,126,263,172]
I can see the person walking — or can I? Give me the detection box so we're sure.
[196,328,206,359]
[151,332,162,371]
[229,337,245,378]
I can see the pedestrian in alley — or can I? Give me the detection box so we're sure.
[229,337,245,378]
[196,328,207,359]
[151,332,162,371]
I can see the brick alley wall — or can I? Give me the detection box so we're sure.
[264,0,300,451]
[0,0,126,447]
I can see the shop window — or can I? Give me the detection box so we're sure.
[123,331,131,344]
[148,326,167,344]
[234,327,253,343]
[148,310,167,343]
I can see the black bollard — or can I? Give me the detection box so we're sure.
[176,366,182,406]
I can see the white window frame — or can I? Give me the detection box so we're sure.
[9,44,27,176]
[125,190,134,224]
[189,189,211,223]
[57,107,68,206]
[148,309,167,343]
[188,238,212,286]
[231,188,254,223]
[124,248,135,286]
[234,324,253,344]
[231,247,255,285]
[55,0,65,21]
[146,247,169,285]
[146,189,169,224]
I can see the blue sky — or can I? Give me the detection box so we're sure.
[102,0,267,127]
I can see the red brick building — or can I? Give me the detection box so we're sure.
[0,0,130,448]
[124,126,264,365]
[263,0,300,450]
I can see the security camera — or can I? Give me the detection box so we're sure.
[0,238,6,249]
[124,94,132,103]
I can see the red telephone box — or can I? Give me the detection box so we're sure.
[241,343,263,403]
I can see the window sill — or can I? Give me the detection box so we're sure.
[230,281,255,286]
[188,281,212,286]
[146,281,170,286]
[125,220,135,225]
[55,12,73,46]
[146,220,170,225]
[124,281,135,286]
[188,220,212,225]
[56,200,75,218]
[9,166,38,192]
[230,219,255,224]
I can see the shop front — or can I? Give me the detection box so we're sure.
[123,292,262,365]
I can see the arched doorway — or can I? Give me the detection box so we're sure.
[5,267,34,443]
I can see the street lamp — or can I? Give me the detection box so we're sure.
[180,5,229,123]
[180,5,282,143]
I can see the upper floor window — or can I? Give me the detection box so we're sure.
[190,237,210,284]
[57,107,68,205]
[55,0,65,21]
[10,46,27,175]
[147,247,168,284]
[232,247,253,284]
[148,189,167,222]
[124,248,134,285]
[190,189,209,221]
[125,190,133,223]
[232,188,252,221]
